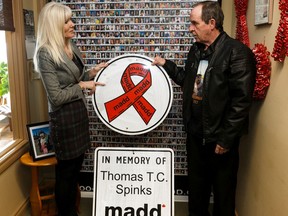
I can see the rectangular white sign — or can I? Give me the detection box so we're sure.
[93,147,174,216]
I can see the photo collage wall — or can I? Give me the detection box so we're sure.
[55,0,218,196]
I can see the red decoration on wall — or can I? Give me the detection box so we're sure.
[252,43,271,100]
[271,0,288,62]
[234,0,250,47]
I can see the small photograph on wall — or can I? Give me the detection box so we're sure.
[255,0,273,25]
[26,121,55,161]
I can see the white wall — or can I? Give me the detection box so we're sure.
[0,160,30,215]
[236,1,288,215]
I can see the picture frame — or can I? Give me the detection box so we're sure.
[255,0,273,25]
[26,121,55,161]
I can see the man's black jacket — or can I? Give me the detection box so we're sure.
[163,32,256,149]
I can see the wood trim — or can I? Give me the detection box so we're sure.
[0,140,29,174]
[0,0,31,173]
[13,197,30,216]
[6,0,30,138]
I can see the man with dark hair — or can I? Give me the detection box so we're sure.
[153,1,256,215]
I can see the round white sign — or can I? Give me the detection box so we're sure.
[92,54,173,135]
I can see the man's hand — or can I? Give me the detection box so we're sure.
[152,56,166,66]
[215,144,229,154]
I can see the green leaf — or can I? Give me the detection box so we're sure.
[0,61,9,97]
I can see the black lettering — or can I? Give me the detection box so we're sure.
[105,206,122,216]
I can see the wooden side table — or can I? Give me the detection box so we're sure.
[20,152,57,216]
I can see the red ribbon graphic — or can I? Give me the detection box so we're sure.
[104,63,156,124]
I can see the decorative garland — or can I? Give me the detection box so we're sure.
[234,0,271,100]
[271,0,288,62]
[252,43,271,100]
[234,0,250,47]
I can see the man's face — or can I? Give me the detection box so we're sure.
[189,5,212,45]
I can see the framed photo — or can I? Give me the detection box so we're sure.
[255,0,273,25]
[26,121,55,161]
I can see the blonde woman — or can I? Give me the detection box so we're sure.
[33,2,107,215]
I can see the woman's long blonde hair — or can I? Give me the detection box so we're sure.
[33,2,72,72]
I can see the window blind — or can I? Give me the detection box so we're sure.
[0,0,15,31]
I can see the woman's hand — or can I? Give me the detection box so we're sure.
[89,62,108,79]
[79,81,105,95]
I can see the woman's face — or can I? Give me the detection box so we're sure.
[64,17,75,39]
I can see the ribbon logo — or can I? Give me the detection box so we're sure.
[104,63,156,124]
